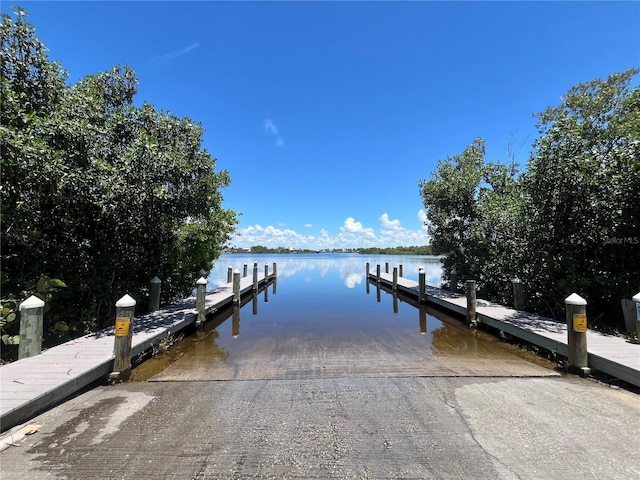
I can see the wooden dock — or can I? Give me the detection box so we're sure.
[0,272,274,432]
[369,272,640,388]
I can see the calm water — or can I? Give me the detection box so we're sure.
[133,253,554,382]
[206,253,444,339]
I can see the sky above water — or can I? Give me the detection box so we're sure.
[8,1,640,249]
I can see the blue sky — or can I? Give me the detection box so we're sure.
[8,1,640,250]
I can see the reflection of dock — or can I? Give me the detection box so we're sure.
[0,270,276,432]
[368,271,640,388]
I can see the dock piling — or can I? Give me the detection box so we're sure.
[149,277,161,312]
[418,268,426,303]
[512,278,524,311]
[227,266,233,283]
[110,294,136,382]
[18,295,45,360]
[564,293,590,377]
[196,277,207,328]
[243,263,248,277]
[399,265,403,278]
[253,263,258,291]
[376,264,381,283]
[450,269,458,293]
[233,270,241,304]
[466,280,477,327]
[633,292,640,340]
[393,267,398,291]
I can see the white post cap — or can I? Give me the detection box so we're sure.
[116,294,137,308]
[196,277,207,285]
[565,293,587,306]
[19,295,45,311]
[632,292,640,303]
[150,276,162,284]
[234,269,240,274]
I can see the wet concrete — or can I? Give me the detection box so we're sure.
[2,376,639,479]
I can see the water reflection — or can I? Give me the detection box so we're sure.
[209,253,443,289]
[144,253,550,382]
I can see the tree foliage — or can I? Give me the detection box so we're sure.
[420,70,640,329]
[1,9,237,348]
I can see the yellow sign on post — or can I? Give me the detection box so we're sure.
[115,317,130,337]
[573,314,587,333]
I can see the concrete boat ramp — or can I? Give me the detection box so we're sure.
[2,267,638,435]
[0,272,274,432]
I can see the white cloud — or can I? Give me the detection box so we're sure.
[379,213,403,234]
[264,119,284,147]
[341,217,365,233]
[264,119,278,135]
[159,42,200,62]
[230,212,429,250]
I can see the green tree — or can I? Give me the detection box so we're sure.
[419,138,487,287]
[522,69,640,324]
[1,8,238,347]
[419,138,525,303]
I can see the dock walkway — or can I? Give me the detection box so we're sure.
[0,273,273,432]
[370,272,640,388]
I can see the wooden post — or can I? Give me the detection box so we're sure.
[466,280,477,327]
[227,266,233,283]
[243,263,248,277]
[392,267,398,291]
[512,278,524,311]
[196,276,207,328]
[18,295,45,360]
[385,262,389,274]
[376,264,381,283]
[149,276,161,312]
[273,262,277,277]
[366,262,370,278]
[264,263,269,281]
[450,269,458,293]
[233,270,241,304]
[418,267,426,303]
[110,294,136,382]
[253,263,258,291]
[399,265,403,278]
[633,292,640,340]
[564,293,590,377]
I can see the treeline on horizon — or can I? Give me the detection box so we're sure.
[225,245,435,255]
